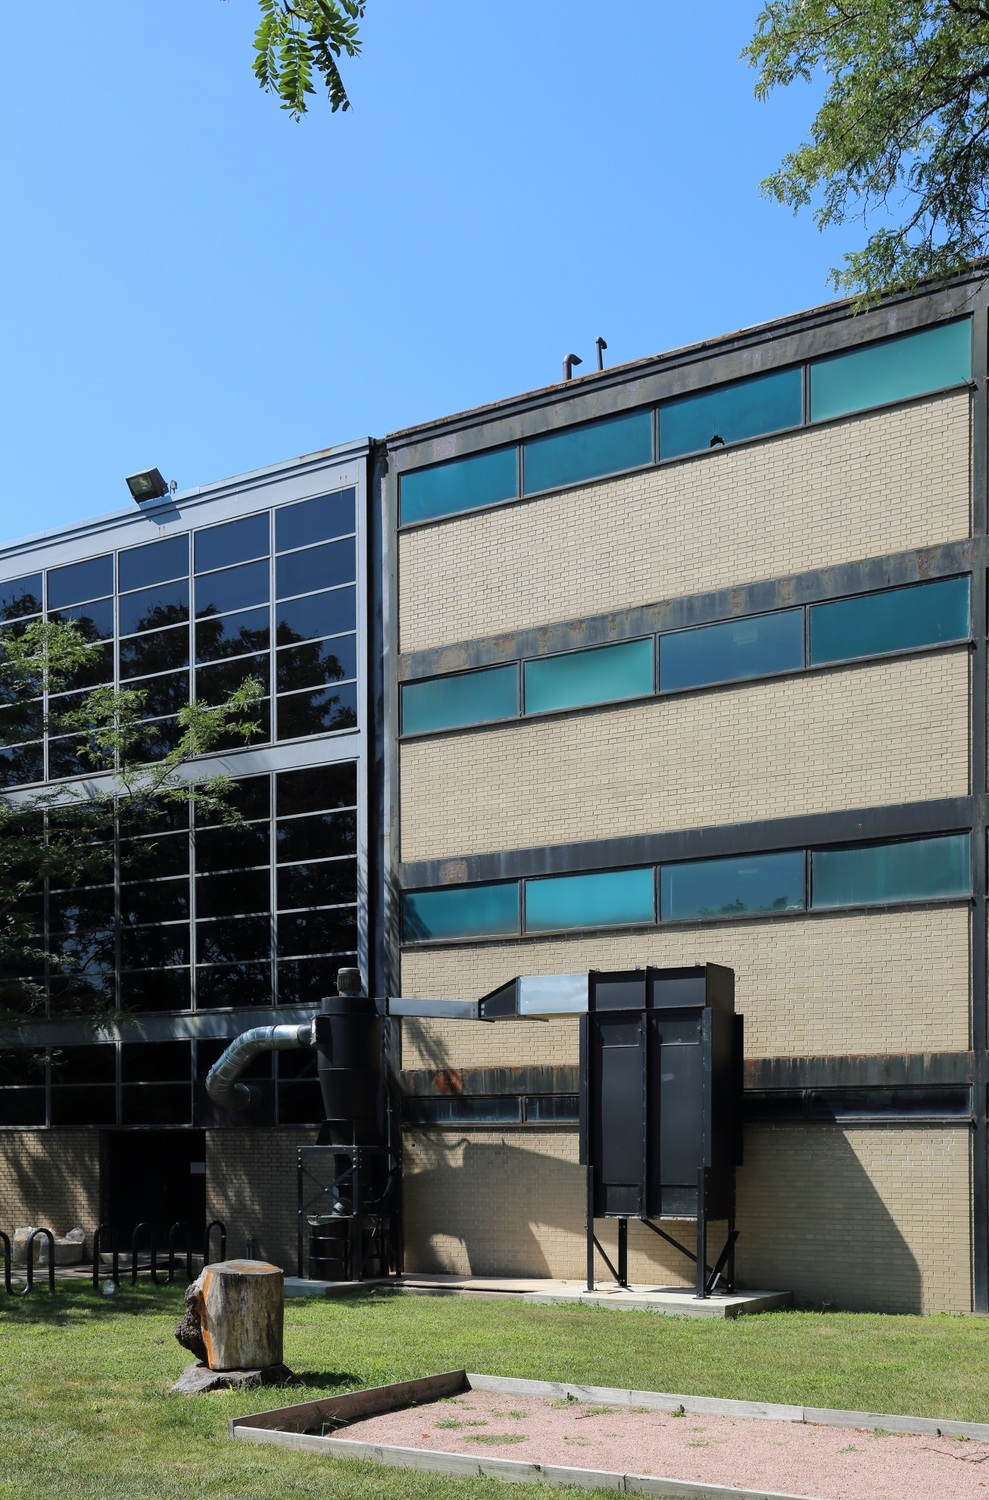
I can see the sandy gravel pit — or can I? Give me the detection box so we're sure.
[336,1386,989,1499]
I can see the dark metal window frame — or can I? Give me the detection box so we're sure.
[397,319,974,531]
[401,829,974,947]
[400,575,973,740]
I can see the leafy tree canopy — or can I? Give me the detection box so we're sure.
[252,0,366,120]
[0,620,263,1026]
[745,1,989,301]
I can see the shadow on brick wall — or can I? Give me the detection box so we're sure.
[403,1135,585,1278]
[0,1131,100,1238]
[738,1124,931,1313]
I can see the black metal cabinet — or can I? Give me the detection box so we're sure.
[578,964,743,1297]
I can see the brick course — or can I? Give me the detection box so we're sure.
[401,652,970,862]
[399,392,972,652]
[400,904,971,1063]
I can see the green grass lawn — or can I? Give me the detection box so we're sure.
[1,1285,987,1499]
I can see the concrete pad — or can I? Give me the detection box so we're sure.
[283,1276,393,1298]
[283,1273,792,1316]
[523,1284,794,1319]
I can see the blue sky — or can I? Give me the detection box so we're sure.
[0,1,863,538]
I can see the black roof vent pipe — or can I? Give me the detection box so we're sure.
[563,352,582,382]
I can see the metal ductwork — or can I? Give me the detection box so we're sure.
[205,1023,314,1110]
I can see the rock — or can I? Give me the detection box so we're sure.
[11,1227,85,1265]
[170,1360,293,1395]
[175,1259,285,1371]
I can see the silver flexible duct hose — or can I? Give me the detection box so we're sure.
[206,1023,314,1110]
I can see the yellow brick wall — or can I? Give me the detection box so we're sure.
[401,652,970,861]
[738,1124,972,1313]
[0,1131,100,1239]
[402,1122,972,1312]
[400,904,971,1063]
[402,1126,704,1284]
[206,1128,306,1272]
[399,391,971,652]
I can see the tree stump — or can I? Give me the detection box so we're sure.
[176,1259,284,1372]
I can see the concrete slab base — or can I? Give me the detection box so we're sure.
[283,1273,792,1317]
[524,1285,794,1319]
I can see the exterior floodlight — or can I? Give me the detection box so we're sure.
[125,468,169,502]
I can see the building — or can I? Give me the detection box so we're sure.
[0,441,372,1266]
[1,268,987,1310]
[383,270,986,1314]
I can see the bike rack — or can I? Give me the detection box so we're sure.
[129,1222,163,1285]
[203,1219,226,1266]
[21,1229,55,1296]
[165,1222,194,1284]
[92,1224,120,1290]
[0,1232,13,1295]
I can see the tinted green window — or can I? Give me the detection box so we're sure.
[523,411,652,495]
[812,834,970,909]
[809,318,972,422]
[525,867,654,934]
[661,851,805,921]
[659,368,803,459]
[402,665,518,734]
[403,882,519,941]
[809,577,969,665]
[400,447,518,526]
[524,639,653,715]
[660,610,802,692]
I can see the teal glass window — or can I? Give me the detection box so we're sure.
[402,664,518,735]
[523,638,654,715]
[811,834,970,909]
[809,577,969,665]
[403,882,520,942]
[661,851,805,921]
[659,368,803,459]
[809,318,972,423]
[400,447,518,526]
[660,610,802,692]
[522,411,652,495]
[524,868,655,933]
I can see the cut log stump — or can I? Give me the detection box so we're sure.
[176,1259,284,1372]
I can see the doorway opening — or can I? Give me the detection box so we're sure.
[100,1130,206,1244]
